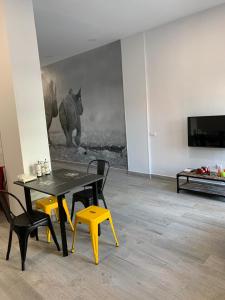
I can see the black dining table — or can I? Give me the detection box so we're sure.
[14,168,104,257]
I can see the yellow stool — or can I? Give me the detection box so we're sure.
[71,205,119,264]
[35,196,74,242]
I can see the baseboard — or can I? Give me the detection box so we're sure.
[127,170,151,178]
[52,159,176,181]
[127,171,176,181]
[51,159,128,172]
[151,174,176,182]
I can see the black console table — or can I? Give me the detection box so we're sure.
[176,171,225,197]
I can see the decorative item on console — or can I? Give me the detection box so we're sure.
[35,159,50,177]
[196,166,210,175]
[195,165,225,177]
[35,161,42,177]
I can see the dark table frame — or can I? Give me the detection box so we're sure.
[177,171,225,198]
[14,169,104,257]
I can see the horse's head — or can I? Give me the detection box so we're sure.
[70,88,83,116]
[50,80,58,117]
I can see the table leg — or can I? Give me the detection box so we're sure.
[24,187,37,238]
[92,181,101,236]
[24,187,32,214]
[57,194,68,257]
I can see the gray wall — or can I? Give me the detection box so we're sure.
[42,41,127,169]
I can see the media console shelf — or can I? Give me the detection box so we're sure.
[176,171,225,198]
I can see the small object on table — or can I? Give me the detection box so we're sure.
[35,161,42,177]
[196,166,210,175]
[41,161,45,175]
[17,174,37,183]
[210,167,217,176]
[183,168,194,173]
[196,168,204,175]
[44,159,50,175]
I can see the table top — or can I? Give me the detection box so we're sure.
[177,171,225,182]
[14,168,104,196]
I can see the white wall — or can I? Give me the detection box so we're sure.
[0,0,51,207]
[3,0,51,173]
[121,4,225,177]
[121,33,151,174]
[146,4,225,177]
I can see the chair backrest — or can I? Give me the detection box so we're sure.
[0,166,5,190]
[0,191,31,225]
[87,159,110,193]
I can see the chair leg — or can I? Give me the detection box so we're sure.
[100,194,107,209]
[6,228,13,260]
[71,219,78,253]
[90,223,99,265]
[63,200,74,231]
[17,231,29,271]
[34,228,39,241]
[84,199,91,208]
[45,207,52,243]
[48,219,60,251]
[71,197,75,221]
[54,208,59,222]
[108,214,119,247]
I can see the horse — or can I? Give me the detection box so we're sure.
[59,88,83,147]
[42,76,58,145]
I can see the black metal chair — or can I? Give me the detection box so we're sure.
[0,191,60,271]
[70,159,110,221]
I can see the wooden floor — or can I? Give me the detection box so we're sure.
[1,163,225,299]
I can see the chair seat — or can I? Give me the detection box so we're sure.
[0,190,60,271]
[14,210,48,227]
[72,205,119,264]
[36,196,58,210]
[35,195,74,242]
[76,205,109,224]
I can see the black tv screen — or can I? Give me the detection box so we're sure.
[188,115,225,148]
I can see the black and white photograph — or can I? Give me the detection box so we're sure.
[42,41,127,169]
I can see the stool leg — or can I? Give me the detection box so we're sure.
[94,232,99,265]
[71,219,78,253]
[70,197,75,221]
[54,208,59,222]
[108,214,119,247]
[90,223,99,265]
[63,200,74,231]
[45,207,52,243]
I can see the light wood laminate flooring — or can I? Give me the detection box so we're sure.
[1,162,225,299]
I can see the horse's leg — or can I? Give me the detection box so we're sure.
[48,131,52,146]
[59,103,72,147]
[75,120,81,146]
[66,129,73,147]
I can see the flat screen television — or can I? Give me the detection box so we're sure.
[188,115,225,148]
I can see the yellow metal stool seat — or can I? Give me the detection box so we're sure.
[71,205,119,265]
[36,196,74,242]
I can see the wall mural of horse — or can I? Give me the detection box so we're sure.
[41,41,127,169]
[59,88,83,147]
[42,76,58,145]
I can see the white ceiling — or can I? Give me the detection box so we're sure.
[33,0,225,66]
